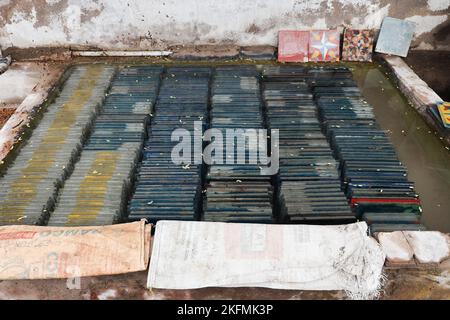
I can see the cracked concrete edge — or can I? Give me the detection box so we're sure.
[0,63,70,164]
[0,56,12,75]
[379,54,450,148]
[5,46,277,61]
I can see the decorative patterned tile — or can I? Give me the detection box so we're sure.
[437,101,450,128]
[278,30,309,62]
[375,17,416,57]
[309,30,340,62]
[342,29,375,62]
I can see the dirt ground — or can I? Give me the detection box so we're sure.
[405,50,450,101]
[0,108,15,128]
[0,259,449,300]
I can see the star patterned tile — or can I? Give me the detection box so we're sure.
[309,30,340,62]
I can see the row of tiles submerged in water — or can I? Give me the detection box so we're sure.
[0,64,425,233]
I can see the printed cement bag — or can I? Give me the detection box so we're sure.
[0,220,151,280]
[148,221,386,299]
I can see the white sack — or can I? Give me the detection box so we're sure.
[148,221,386,299]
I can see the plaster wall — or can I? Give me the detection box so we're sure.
[0,0,448,50]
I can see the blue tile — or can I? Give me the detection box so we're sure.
[375,17,416,57]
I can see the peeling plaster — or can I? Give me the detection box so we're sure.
[406,14,448,35]
[350,3,390,28]
[427,0,450,11]
[312,18,328,29]
[416,41,435,49]
[4,8,68,47]
[0,0,448,50]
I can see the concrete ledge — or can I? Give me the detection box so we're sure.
[0,108,15,128]
[169,45,240,60]
[0,62,68,163]
[168,45,276,61]
[380,55,450,148]
[240,46,276,60]
[376,231,450,269]
[3,47,72,61]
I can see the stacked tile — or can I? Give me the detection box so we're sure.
[128,67,210,223]
[204,66,273,223]
[48,66,162,226]
[312,67,426,233]
[0,65,114,225]
[262,66,353,223]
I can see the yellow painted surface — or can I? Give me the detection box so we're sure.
[438,102,450,126]
[66,151,119,225]
[0,66,105,222]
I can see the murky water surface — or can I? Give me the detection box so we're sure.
[351,64,450,232]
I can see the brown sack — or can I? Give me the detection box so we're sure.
[0,220,151,280]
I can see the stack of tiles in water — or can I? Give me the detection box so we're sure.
[48,66,162,226]
[313,68,426,233]
[203,66,274,223]
[0,65,114,225]
[263,66,353,223]
[128,67,210,223]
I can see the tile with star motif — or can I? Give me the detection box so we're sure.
[278,30,309,62]
[342,29,375,62]
[309,30,340,62]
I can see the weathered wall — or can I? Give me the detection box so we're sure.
[0,0,449,50]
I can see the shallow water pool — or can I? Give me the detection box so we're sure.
[351,64,450,232]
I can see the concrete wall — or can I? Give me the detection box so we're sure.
[0,0,449,51]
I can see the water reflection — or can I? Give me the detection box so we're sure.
[351,64,450,232]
